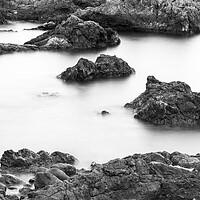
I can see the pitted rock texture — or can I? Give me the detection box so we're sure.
[125,76,200,127]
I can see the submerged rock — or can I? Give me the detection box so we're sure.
[125,76,200,127]
[25,15,120,50]
[75,0,200,34]
[57,54,135,82]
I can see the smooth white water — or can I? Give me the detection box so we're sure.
[0,22,200,168]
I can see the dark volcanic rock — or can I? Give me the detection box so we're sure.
[75,0,200,34]
[0,149,77,170]
[57,54,134,82]
[25,15,120,50]
[125,76,200,127]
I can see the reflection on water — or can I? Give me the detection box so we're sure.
[0,22,200,168]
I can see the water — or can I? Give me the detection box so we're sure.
[0,22,200,169]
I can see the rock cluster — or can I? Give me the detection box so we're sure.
[24,15,120,50]
[0,148,77,169]
[57,54,135,82]
[75,0,200,34]
[2,149,200,200]
[125,76,200,127]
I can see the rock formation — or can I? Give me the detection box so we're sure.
[125,76,200,127]
[24,15,120,50]
[2,150,200,200]
[75,0,200,34]
[57,54,134,82]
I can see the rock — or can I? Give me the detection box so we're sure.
[0,149,77,170]
[125,76,200,127]
[57,54,134,82]
[73,0,106,9]
[0,183,6,197]
[0,174,25,186]
[24,22,56,31]
[9,0,78,22]
[50,151,77,165]
[170,151,200,168]
[75,0,200,34]
[34,172,63,190]
[50,163,76,176]
[24,15,120,50]
[101,110,110,115]
[5,195,19,200]
[46,168,69,181]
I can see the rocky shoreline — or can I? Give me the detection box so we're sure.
[1,148,200,200]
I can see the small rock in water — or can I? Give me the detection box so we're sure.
[37,92,59,97]
[101,110,110,115]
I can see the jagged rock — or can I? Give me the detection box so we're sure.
[50,163,76,176]
[2,151,200,199]
[25,15,120,50]
[75,0,200,34]
[57,54,134,82]
[0,149,77,170]
[125,76,200,127]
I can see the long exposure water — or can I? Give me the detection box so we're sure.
[0,21,200,168]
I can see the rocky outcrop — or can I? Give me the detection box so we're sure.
[9,0,78,22]
[25,15,120,50]
[0,149,77,170]
[75,0,200,34]
[125,76,200,127]
[2,151,200,200]
[57,54,134,82]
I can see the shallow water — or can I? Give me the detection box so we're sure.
[0,22,200,168]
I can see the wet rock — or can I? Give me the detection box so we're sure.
[57,54,134,82]
[75,0,200,34]
[34,172,63,190]
[0,174,25,186]
[5,195,19,200]
[24,15,120,50]
[50,163,76,176]
[24,22,56,31]
[101,110,110,115]
[0,149,77,170]
[0,183,6,197]
[125,76,200,127]
[46,168,69,181]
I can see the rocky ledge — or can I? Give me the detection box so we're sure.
[125,76,200,127]
[57,54,135,82]
[24,15,120,50]
[75,0,200,34]
[2,149,200,199]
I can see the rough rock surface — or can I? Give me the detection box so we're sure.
[125,76,200,127]
[25,15,120,50]
[0,149,77,169]
[75,0,200,34]
[9,0,78,22]
[73,0,106,9]
[6,151,200,200]
[57,54,134,82]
